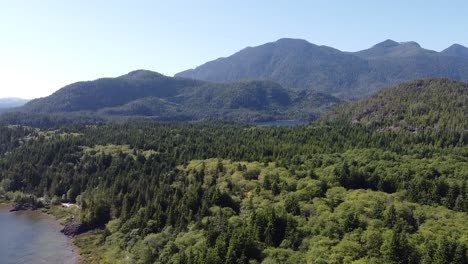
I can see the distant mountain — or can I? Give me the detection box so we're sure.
[0,98,29,109]
[320,78,468,132]
[177,38,370,98]
[21,70,341,122]
[353,39,435,59]
[441,44,468,58]
[176,38,468,99]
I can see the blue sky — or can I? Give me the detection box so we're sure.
[1,0,467,98]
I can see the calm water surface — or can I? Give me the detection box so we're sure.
[0,205,78,264]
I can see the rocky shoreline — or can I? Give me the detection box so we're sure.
[8,202,40,212]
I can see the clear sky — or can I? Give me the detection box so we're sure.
[1,0,467,99]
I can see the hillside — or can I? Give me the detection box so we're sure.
[176,39,468,99]
[20,70,341,122]
[320,78,468,132]
[23,70,203,113]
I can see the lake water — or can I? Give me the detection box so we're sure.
[0,205,78,264]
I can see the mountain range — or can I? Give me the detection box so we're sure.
[9,38,468,123]
[176,38,468,99]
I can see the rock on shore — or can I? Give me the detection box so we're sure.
[9,202,39,212]
[61,221,89,237]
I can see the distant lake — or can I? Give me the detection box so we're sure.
[0,205,78,264]
[253,120,308,126]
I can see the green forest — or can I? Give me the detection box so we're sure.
[0,78,466,264]
[0,119,467,264]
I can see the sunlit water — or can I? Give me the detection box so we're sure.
[0,205,78,264]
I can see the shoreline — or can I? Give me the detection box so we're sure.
[0,201,81,264]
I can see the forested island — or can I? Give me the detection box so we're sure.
[0,78,467,263]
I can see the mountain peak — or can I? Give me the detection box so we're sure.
[119,70,166,80]
[457,43,466,48]
[373,39,400,48]
[355,40,427,59]
[275,38,310,44]
[271,38,315,49]
[447,43,467,49]
[442,44,468,57]
[400,41,421,48]
[372,39,421,49]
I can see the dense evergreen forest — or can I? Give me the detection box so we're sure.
[0,119,467,263]
[321,79,468,132]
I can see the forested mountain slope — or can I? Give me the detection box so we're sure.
[321,78,468,132]
[19,70,340,122]
[22,70,203,113]
[176,38,468,99]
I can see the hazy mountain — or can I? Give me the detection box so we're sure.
[0,98,29,109]
[177,38,370,98]
[441,44,468,58]
[353,39,436,59]
[320,78,468,132]
[20,70,341,122]
[176,39,468,99]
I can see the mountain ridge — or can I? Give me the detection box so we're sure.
[176,38,468,99]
